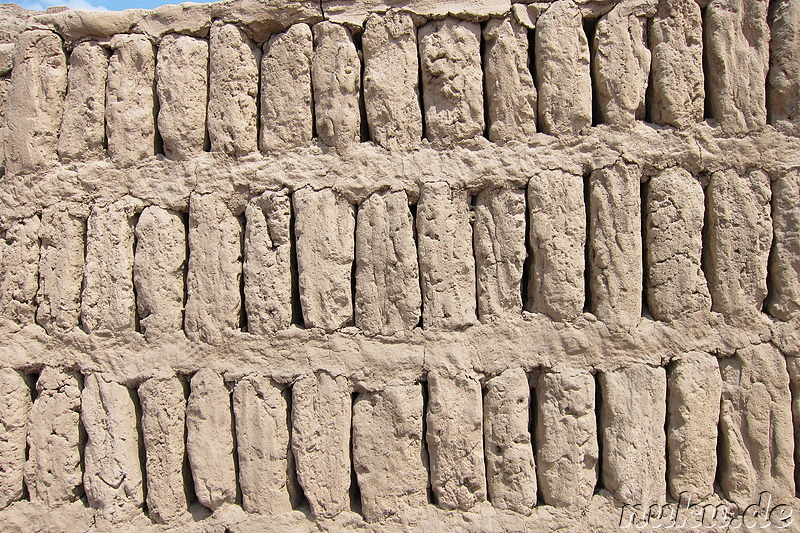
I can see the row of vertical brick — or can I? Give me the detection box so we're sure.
[2,350,794,520]
[6,0,800,174]
[1,166,798,339]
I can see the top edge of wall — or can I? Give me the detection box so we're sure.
[0,0,630,44]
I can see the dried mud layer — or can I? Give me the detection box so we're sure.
[1,0,800,531]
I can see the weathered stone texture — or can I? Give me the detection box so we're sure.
[82,374,144,521]
[243,192,292,334]
[184,194,243,343]
[535,0,591,136]
[352,384,427,522]
[536,370,597,509]
[0,369,30,510]
[186,369,237,511]
[81,202,137,335]
[58,41,107,161]
[0,216,40,326]
[770,0,800,133]
[233,375,295,515]
[667,352,721,502]
[600,365,666,506]
[417,182,477,330]
[426,372,486,511]
[133,206,186,338]
[705,0,770,133]
[156,34,208,160]
[36,206,85,334]
[768,169,800,320]
[527,170,585,321]
[718,344,795,507]
[473,188,526,321]
[649,0,704,128]
[5,30,67,175]
[260,24,313,151]
[138,376,189,524]
[106,34,155,166]
[419,18,484,144]
[483,17,536,143]
[354,190,420,335]
[293,187,355,332]
[483,368,536,515]
[4,3,800,531]
[705,169,772,316]
[645,168,710,320]
[292,373,352,519]
[25,367,83,506]
[0,74,9,166]
[312,22,361,150]
[593,2,651,125]
[362,12,422,149]
[589,162,642,327]
[0,44,11,74]
[208,23,259,155]
[787,356,800,493]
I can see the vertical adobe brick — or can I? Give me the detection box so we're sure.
[36,206,85,333]
[649,0,704,128]
[58,41,108,161]
[354,190,420,335]
[483,368,537,514]
[81,201,137,335]
[0,369,30,509]
[82,373,144,521]
[207,23,259,155]
[184,193,243,343]
[416,182,477,330]
[666,352,721,502]
[134,206,186,338]
[426,372,486,510]
[0,216,40,326]
[705,169,772,316]
[527,170,585,321]
[718,344,795,507]
[260,24,313,151]
[292,372,352,518]
[536,370,598,508]
[293,187,355,332]
[535,1,591,136]
[233,375,296,515]
[419,18,484,144]
[312,22,361,150]
[352,384,427,521]
[243,192,292,334]
[4,30,66,174]
[363,12,422,149]
[483,17,537,143]
[156,34,208,160]
[106,34,156,166]
[25,367,83,506]
[645,168,710,320]
[593,2,652,125]
[768,169,800,320]
[705,0,770,133]
[474,188,526,321]
[588,162,642,327]
[186,370,237,510]
[139,376,189,523]
[599,365,666,506]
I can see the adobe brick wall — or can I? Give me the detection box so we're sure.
[0,0,799,531]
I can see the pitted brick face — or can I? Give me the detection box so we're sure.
[0,0,799,531]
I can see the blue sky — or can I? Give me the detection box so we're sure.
[14,0,215,12]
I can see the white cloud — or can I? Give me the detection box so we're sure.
[17,0,108,11]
